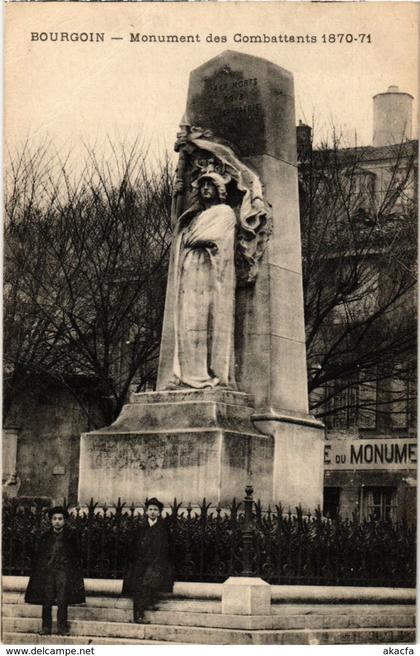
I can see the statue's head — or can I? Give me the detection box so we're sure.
[195,172,227,203]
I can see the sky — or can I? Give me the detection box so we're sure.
[5,2,419,162]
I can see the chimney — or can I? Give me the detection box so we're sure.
[296,120,312,161]
[372,85,413,147]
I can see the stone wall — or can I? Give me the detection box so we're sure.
[4,380,102,503]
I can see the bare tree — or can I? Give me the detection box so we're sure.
[4,141,173,426]
[5,133,416,431]
[299,131,417,428]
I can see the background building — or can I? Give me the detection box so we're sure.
[297,86,417,524]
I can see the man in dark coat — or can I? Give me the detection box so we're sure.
[25,506,85,635]
[122,497,174,622]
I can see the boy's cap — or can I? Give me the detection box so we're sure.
[47,506,69,519]
[145,497,163,512]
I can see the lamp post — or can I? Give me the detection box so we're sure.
[242,485,255,577]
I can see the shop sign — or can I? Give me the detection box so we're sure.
[324,438,417,470]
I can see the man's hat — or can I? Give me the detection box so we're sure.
[145,497,164,512]
[47,505,69,519]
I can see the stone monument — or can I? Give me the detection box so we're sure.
[78,51,324,511]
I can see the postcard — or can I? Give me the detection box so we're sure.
[3,1,418,648]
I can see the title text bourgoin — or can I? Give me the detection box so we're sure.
[30,32,372,45]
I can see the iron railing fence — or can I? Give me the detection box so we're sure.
[3,488,416,587]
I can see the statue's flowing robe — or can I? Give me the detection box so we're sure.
[156,134,270,390]
[172,203,236,388]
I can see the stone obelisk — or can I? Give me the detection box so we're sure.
[78,51,324,511]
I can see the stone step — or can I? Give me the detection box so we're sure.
[3,594,221,614]
[3,617,416,645]
[273,603,415,617]
[2,623,415,646]
[5,576,415,605]
[3,577,223,600]
[4,618,159,641]
[5,591,414,616]
[3,633,180,645]
[3,602,415,630]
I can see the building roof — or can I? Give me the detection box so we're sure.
[336,140,418,163]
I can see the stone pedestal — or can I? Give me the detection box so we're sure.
[78,51,325,511]
[157,51,324,510]
[78,390,273,505]
[159,51,311,418]
[2,427,19,481]
[222,577,271,615]
[253,414,324,512]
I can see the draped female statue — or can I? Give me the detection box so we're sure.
[160,125,270,391]
[170,170,237,389]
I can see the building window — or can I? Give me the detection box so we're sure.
[358,375,377,429]
[323,487,340,519]
[351,168,376,206]
[387,365,417,432]
[323,373,377,430]
[362,486,396,522]
[324,376,358,429]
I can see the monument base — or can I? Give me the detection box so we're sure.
[78,390,274,506]
[252,412,325,512]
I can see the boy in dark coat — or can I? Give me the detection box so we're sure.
[25,506,85,636]
[122,497,174,622]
